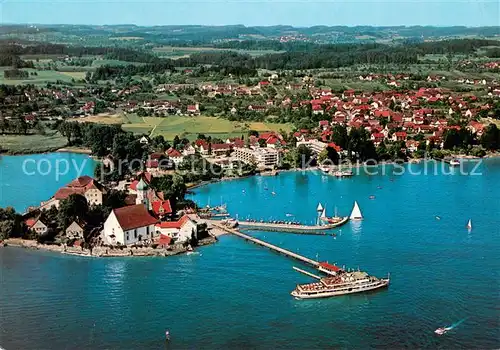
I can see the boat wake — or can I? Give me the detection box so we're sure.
[449,317,468,329]
[435,318,467,335]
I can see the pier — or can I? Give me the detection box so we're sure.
[236,217,349,233]
[212,223,320,267]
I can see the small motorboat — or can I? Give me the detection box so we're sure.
[435,216,441,220]
[369,195,376,200]
[271,191,276,196]
[434,327,451,335]
[449,159,461,167]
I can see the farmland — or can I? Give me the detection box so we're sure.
[153,46,284,59]
[120,114,293,140]
[0,132,67,154]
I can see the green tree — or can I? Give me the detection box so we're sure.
[480,124,500,150]
[331,125,349,150]
[57,194,89,229]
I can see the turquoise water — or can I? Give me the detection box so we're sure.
[1,158,499,348]
[0,153,96,212]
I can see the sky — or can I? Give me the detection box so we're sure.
[0,0,499,27]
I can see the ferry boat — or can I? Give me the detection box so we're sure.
[291,269,390,299]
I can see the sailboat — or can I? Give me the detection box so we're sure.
[466,219,472,230]
[350,201,363,220]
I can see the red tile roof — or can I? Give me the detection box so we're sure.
[113,204,158,231]
[167,148,182,157]
[155,215,190,229]
[54,176,104,200]
[151,200,172,216]
[319,262,342,272]
[25,218,37,228]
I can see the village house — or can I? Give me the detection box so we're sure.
[371,133,385,146]
[406,140,420,153]
[392,131,408,142]
[186,103,200,115]
[25,218,48,236]
[65,220,87,240]
[467,121,485,136]
[166,148,184,165]
[182,144,196,156]
[103,204,159,246]
[154,215,199,243]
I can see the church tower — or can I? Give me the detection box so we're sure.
[136,178,149,209]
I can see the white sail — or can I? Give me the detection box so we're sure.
[467,219,472,229]
[317,203,324,212]
[350,201,363,220]
[321,208,327,218]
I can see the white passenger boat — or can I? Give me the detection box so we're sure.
[291,270,389,299]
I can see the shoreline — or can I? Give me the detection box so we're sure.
[2,236,218,258]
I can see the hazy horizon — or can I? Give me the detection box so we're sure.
[1,0,499,27]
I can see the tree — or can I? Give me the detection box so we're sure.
[331,125,349,150]
[319,146,340,164]
[173,135,181,150]
[57,194,89,229]
[480,124,500,150]
[0,207,25,239]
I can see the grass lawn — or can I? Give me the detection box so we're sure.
[121,115,292,140]
[0,132,67,154]
[0,68,77,85]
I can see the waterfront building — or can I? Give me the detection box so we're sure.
[41,176,106,209]
[65,220,87,240]
[103,204,158,245]
[296,139,328,155]
[233,147,280,168]
[25,218,48,236]
[154,214,198,243]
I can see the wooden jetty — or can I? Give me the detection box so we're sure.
[213,223,320,267]
[237,217,348,233]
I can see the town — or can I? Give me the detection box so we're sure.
[1,26,500,254]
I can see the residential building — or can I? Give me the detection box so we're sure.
[166,148,184,165]
[154,215,198,243]
[46,176,106,209]
[233,147,280,168]
[25,218,48,235]
[296,139,327,154]
[103,204,158,245]
[65,220,87,240]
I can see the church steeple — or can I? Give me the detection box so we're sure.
[136,178,149,208]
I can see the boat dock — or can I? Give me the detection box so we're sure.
[236,217,349,233]
[212,223,320,267]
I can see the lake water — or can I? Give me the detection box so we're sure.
[0,157,499,349]
[0,153,96,212]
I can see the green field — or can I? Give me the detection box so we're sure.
[0,68,83,85]
[0,132,67,154]
[153,46,283,59]
[121,115,292,140]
